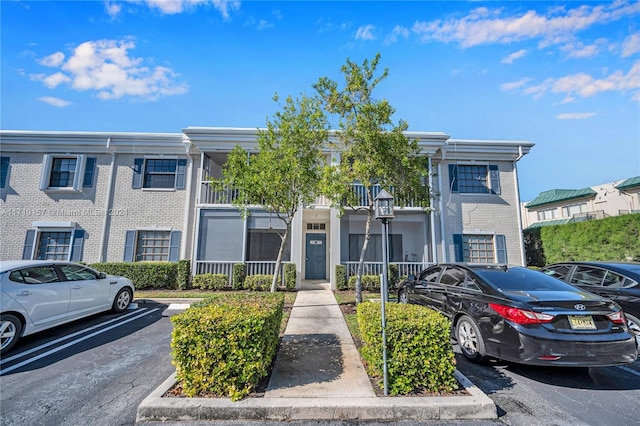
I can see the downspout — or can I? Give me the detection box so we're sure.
[180,154,194,260]
[428,157,437,264]
[99,139,116,262]
[437,161,447,262]
[514,145,527,266]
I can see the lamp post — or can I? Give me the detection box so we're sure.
[374,188,394,396]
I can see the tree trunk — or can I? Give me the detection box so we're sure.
[355,206,374,304]
[271,225,290,293]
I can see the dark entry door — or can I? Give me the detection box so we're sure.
[305,233,326,280]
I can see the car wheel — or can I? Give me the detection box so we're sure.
[398,289,409,304]
[112,288,132,313]
[625,313,640,348]
[0,314,23,354]
[455,315,487,363]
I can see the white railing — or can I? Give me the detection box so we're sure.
[194,260,291,286]
[343,261,430,280]
[199,182,237,205]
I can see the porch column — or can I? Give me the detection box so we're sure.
[329,207,341,290]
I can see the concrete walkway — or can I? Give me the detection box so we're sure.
[264,282,375,398]
[136,283,497,422]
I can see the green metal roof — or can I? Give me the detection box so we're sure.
[526,218,571,229]
[525,188,597,208]
[615,176,640,191]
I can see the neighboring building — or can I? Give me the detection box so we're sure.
[1,128,533,289]
[521,176,640,230]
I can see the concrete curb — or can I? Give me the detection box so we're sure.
[135,370,497,422]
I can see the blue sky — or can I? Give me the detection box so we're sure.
[1,1,639,201]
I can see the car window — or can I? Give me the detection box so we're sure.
[59,264,99,281]
[474,266,578,292]
[541,264,572,280]
[419,266,442,282]
[571,266,606,287]
[439,267,465,286]
[602,271,626,288]
[9,270,25,283]
[15,265,59,284]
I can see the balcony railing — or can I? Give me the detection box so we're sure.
[194,260,291,286]
[343,261,431,281]
[200,180,427,208]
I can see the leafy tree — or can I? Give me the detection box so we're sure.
[213,93,329,292]
[314,53,430,303]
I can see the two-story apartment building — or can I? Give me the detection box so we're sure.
[521,176,640,229]
[1,127,533,289]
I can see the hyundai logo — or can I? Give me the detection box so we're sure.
[574,304,586,311]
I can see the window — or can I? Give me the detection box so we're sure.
[563,203,588,217]
[36,231,72,260]
[449,164,501,195]
[537,209,556,221]
[307,223,326,230]
[349,234,403,262]
[22,227,85,261]
[439,267,466,285]
[132,158,187,190]
[10,265,59,284]
[542,264,572,280]
[453,234,507,263]
[59,264,100,281]
[1,156,9,188]
[39,155,96,191]
[418,266,443,282]
[124,230,181,262]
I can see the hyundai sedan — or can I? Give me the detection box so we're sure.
[540,261,640,347]
[1,260,135,354]
[397,263,638,367]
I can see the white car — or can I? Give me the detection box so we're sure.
[1,260,135,354]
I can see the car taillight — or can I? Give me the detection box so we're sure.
[489,303,555,325]
[607,311,626,324]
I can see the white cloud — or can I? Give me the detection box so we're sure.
[355,25,376,41]
[520,60,640,101]
[557,112,596,120]
[561,39,606,59]
[501,78,530,91]
[105,1,121,18]
[501,49,527,64]
[119,0,240,19]
[621,33,640,57]
[33,39,188,101]
[384,25,410,46]
[257,19,273,30]
[39,96,71,107]
[39,51,65,67]
[412,2,640,48]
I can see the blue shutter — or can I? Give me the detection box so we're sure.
[123,230,136,262]
[453,234,464,262]
[0,156,9,188]
[169,231,181,261]
[132,158,144,189]
[83,157,97,188]
[175,159,187,189]
[448,164,459,193]
[496,234,507,264]
[22,230,36,260]
[489,165,501,195]
[70,229,85,261]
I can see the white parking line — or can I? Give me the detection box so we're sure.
[1,308,147,364]
[0,308,160,375]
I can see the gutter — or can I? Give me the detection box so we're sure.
[100,139,116,262]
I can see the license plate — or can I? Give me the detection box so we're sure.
[568,315,596,330]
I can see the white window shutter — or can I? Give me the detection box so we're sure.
[39,154,52,190]
[73,155,86,191]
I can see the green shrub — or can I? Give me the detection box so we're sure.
[335,265,347,290]
[284,263,297,291]
[244,274,274,291]
[347,274,381,291]
[232,263,245,290]
[389,264,399,289]
[171,292,284,401]
[192,273,228,290]
[357,302,457,395]
[90,262,178,289]
[176,260,191,290]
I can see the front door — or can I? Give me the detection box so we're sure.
[305,233,326,280]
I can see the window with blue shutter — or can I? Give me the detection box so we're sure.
[489,165,501,195]
[169,231,181,261]
[83,158,97,188]
[132,159,144,189]
[448,164,459,193]
[22,230,36,260]
[495,234,507,264]
[70,229,85,261]
[453,234,464,262]
[123,230,136,261]
[0,156,9,188]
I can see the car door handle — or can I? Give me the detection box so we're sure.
[110,281,118,285]
[17,290,31,296]
[71,285,82,290]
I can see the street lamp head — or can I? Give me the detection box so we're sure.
[374,188,395,220]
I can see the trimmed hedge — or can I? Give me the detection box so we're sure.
[347,274,381,291]
[284,263,297,291]
[335,265,347,290]
[357,302,457,395]
[232,263,246,290]
[171,292,284,401]
[176,260,191,290]
[192,273,228,290]
[90,262,178,289]
[244,274,274,291]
